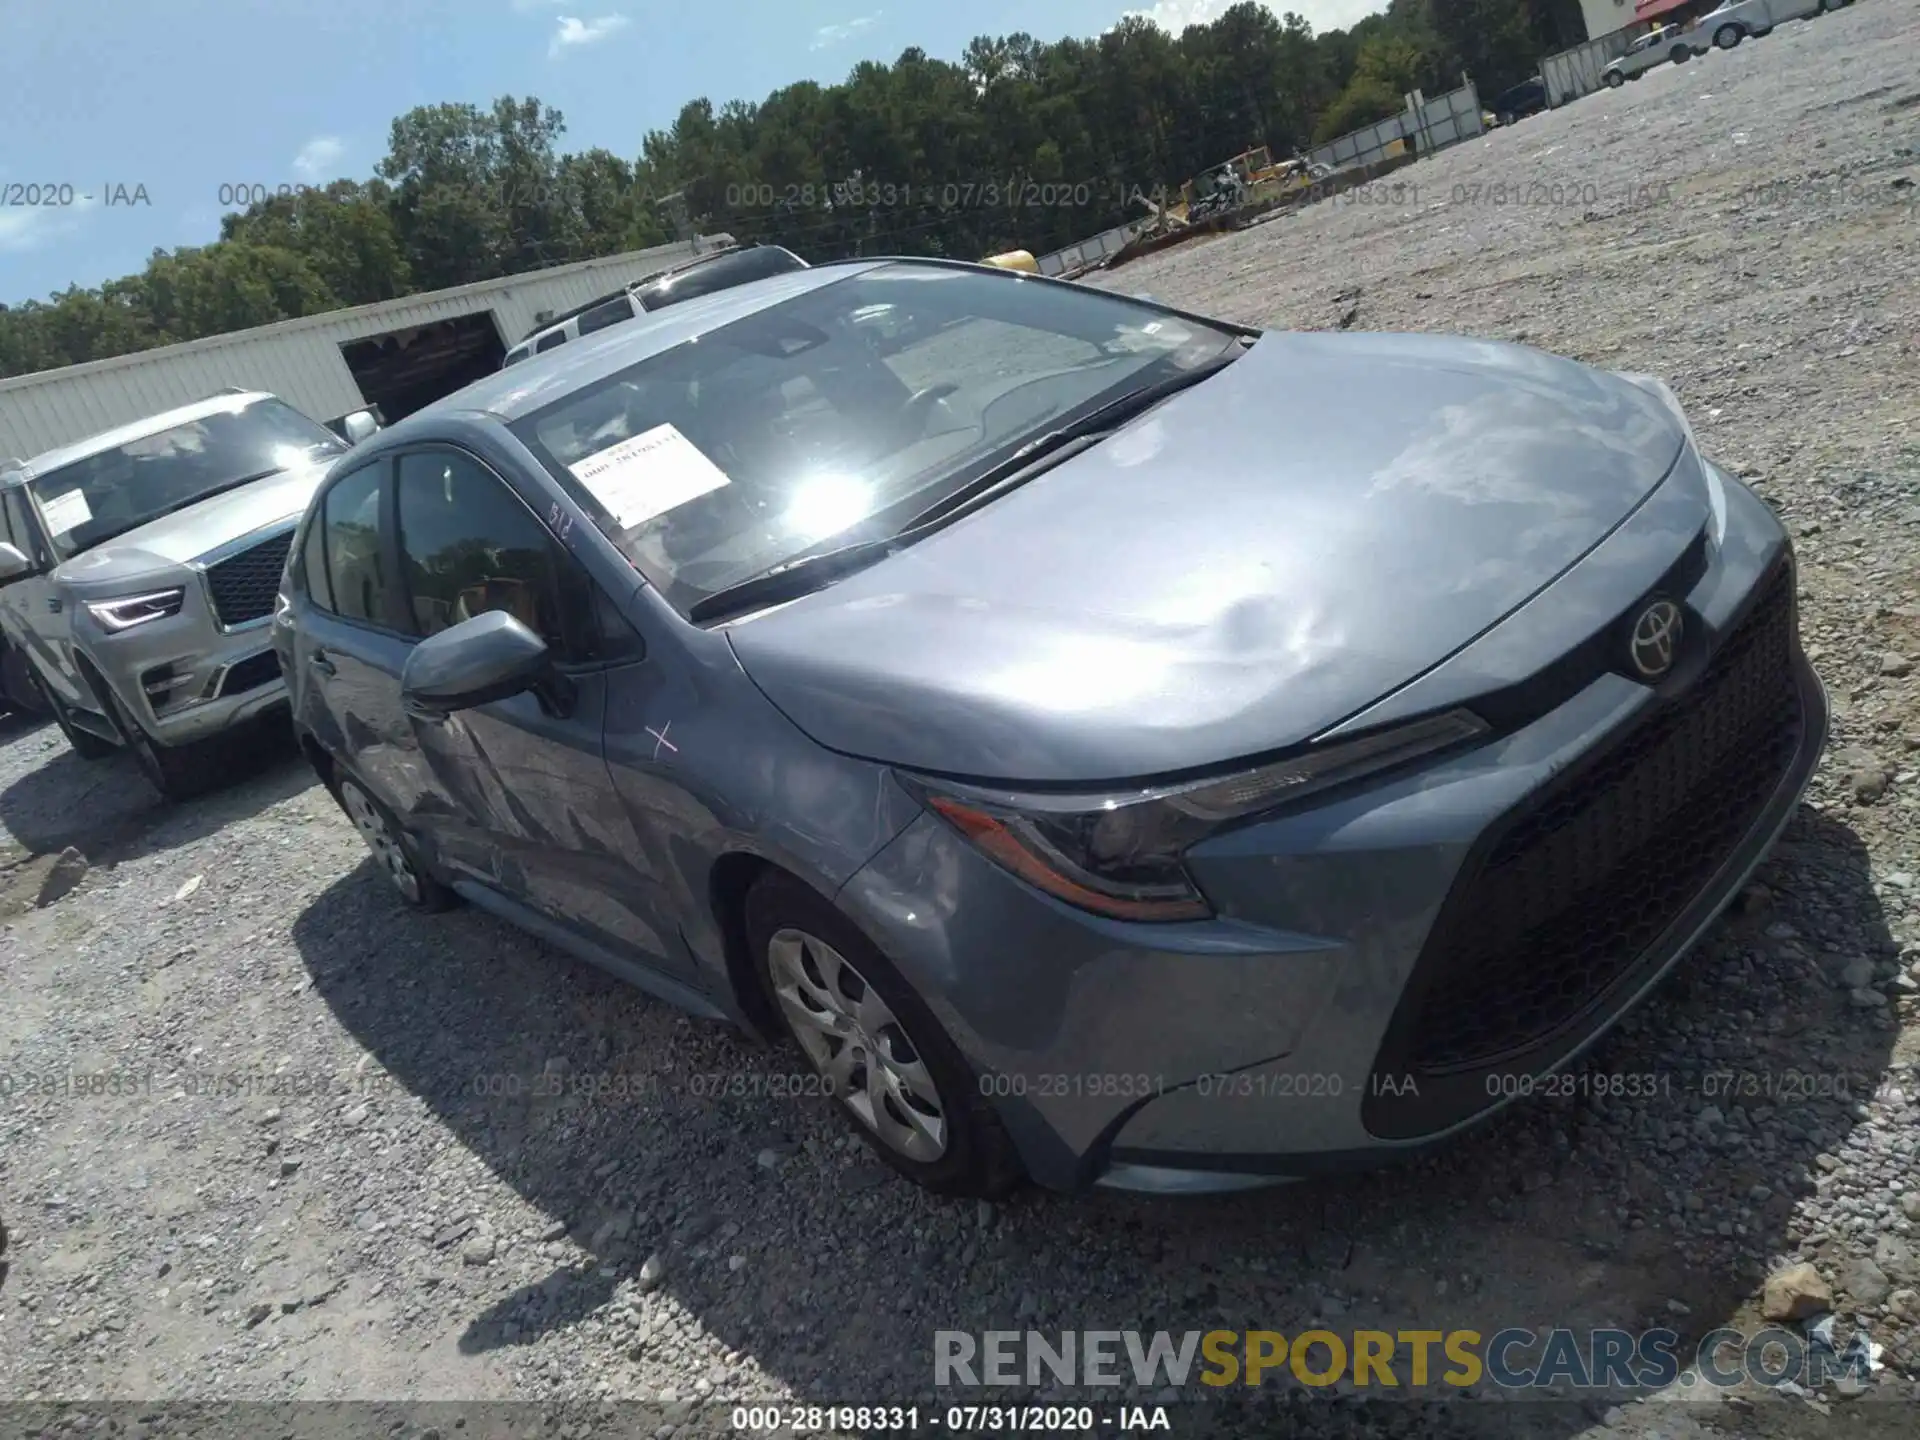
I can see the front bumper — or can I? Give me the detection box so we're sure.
[835,466,1828,1194]
[71,578,288,746]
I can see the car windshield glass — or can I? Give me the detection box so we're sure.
[28,397,346,559]
[509,263,1240,617]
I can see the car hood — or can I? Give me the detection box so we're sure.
[53,463,328,590]
[726,331,1686,785]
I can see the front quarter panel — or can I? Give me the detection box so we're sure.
[600,588,925,1004]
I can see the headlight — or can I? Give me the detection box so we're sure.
[84,588,185,631]
[904,709,1488,922]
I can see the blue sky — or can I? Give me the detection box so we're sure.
[0,0,1383,306]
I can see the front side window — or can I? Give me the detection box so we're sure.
[3,492,43,566]
[27,397,346,560]
[320,463,390,626]
[395,450,569,649]
[510,264,1239,617]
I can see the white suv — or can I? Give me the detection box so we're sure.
[1602,25,1702,86]
[1696,0,1848,51]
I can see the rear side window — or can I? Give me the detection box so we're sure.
[575,297,636,337]
[320,464,390,626]
[503,345,531,368]
[535,330,568,354]
[395,449,571,650]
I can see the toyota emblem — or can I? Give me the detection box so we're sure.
[1628,599,1683,680]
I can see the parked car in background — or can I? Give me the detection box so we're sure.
[1489,76,1548,125]
[0,391,379,799]
[1696,0,1847,49]
[501,245,808,369]
[1603,24,1699,85]
[279,255,1825,1199]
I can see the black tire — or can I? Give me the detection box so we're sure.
[745,870,1023,1199]
[1670,45,1693,64]
[0,644,46,717]
[330,771,457,912]
[99,685,226,802]
[39,673,118,761]
[1497,111,1514,126]
[1715,24,1743,47]
[1604,71,1625,89]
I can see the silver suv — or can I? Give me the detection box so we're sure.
[0,390,378,799]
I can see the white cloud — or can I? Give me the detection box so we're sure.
[549,14,630,56]
[0,191,97,253]
[811,11,880,50]
[291,135,347,182]
[1119,0,1385,37]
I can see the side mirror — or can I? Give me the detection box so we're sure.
[0,541,35,585]
[341,409,380,444]
[400,610,560,719]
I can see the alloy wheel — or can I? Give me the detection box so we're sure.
[339,779,424,904]
[767,926,949,1162]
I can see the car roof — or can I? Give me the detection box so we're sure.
[401,258,892,432]
[5,389,280,482]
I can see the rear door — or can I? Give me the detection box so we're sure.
[292,456,456,834]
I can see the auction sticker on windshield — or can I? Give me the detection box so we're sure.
[39,489,92,535]
[567,422,730,530]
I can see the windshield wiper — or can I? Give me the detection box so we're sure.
[687,348,1247,625]
[891,347,1246,534]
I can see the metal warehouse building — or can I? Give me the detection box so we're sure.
[0,234,735,459]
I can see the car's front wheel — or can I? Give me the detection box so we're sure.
[100,687,225,802]
[746,871,1023,1198]
[40,675,119,762]
[1715,24,1744,47]
[1604,70,1624,88]
[333,774,456,911]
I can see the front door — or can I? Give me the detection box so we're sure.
[0,488,85,711]
[389,446,690,978]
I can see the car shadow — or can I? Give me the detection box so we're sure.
[0,715,314,866]
[289,801,1900,1427]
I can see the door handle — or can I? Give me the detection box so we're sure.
[308,651,336,677]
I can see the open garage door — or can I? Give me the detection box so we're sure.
[337,312,508,424]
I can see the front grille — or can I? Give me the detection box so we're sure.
[203,530,294,629]
[1395,565,1801,1079]
[217,650,281,698]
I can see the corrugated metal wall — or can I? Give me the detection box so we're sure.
[1306,81,1485,173]
[0,239,716,460]
[1543,28,1646,107]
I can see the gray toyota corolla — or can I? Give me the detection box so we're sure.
[276,257,1828,1198]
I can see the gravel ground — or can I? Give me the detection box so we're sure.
[3,5,1919,1437]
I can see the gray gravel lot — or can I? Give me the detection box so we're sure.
[2,4,1918,1436]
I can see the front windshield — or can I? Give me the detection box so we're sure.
[29,397,346,559]
[511,264,1238,617]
